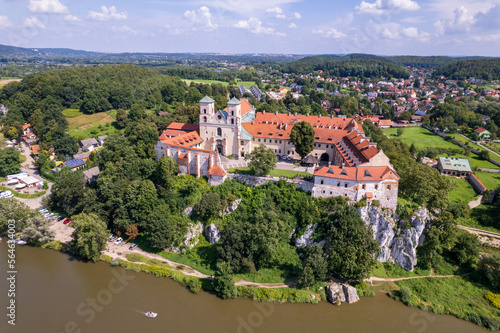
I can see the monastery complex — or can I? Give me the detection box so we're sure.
[154,96,399,210]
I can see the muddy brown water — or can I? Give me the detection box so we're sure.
[0,242,487,333]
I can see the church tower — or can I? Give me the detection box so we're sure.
[227,97,241,127]
[199,96,215,124]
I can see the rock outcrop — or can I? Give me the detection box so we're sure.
[205,223,221,244]
[221,199,242,216]
[326,283,359,305]
[358,206,430,271]
[294,224,326,247]
[182,222,203,249]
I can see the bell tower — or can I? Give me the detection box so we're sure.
[227,97,241,127]
[199,96,215,124]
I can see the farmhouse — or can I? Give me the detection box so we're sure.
[474,128,491,140]
[437,157,472,177]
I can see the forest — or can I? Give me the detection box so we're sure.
[433,58,500,80]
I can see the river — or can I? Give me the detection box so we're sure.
[0,242,487,333]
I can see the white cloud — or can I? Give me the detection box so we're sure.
[89,6,127,21]
[474,5,500,29]
[401,26,419,37]
[112,25,137,35]
[288,22,298,28]
[64,14,79,22]
[24,16,46,29]
[184,6,217,31]
[201,0,301,15]
[233,17,276,34]
[356,0,420,14]
[312,28,347,39]
[28,0,68,14]
[293,12,301,19]
[0,15,12,29]
[435,6,474,34]
[265,7,286,19]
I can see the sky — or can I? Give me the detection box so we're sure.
[1,0,500,56]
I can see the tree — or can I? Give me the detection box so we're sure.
[299,245,328,287]
[450,230,480,267]
[54,136,78,157]
[324,205,379,280]
[125,224,139,240]
[148,205,186,250]
[6,127,18,139]
[50,169,86,216]
[197,192,222,221]
[397,127,405,137]
[0,198,37,233]
[0,147,21,177]
[246,144,277,176]
[156,156,178,190]
[479,149,490,161]
[479,253,500,290]
[70,213,108,262]
[214,261,237,299]
[116,108,128,128]
[290,121,315,160]
[23,216,55,246]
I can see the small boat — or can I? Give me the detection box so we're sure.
[16,240,27,245]
[145,312,157,318]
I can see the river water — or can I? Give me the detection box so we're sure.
[0,242,487,333]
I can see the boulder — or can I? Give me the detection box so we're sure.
[183,206,194,217]
[294,224,325,247]
[205,223,221,244]
[326,283,345,305]
[222,199,241,215]
[342,284,360,304]
[182,222,203,249]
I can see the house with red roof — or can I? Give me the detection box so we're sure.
[474,127,491,140]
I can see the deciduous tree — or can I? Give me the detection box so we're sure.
[246,144,277,176]
[70,213,108,262]
[290,121,315,160]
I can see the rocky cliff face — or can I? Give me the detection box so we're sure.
[358,206,430,271]
[205,223,221,244]
[326,283,360,305]
[294,224,326,247]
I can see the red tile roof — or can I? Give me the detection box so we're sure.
[166,122,200,134]
[209,165,227,177]
[223,98,253,116]
[22,123,31,131]
[31,144,40,156]
[242,113,362,143]
[161,131,203,147]
[314,165,399,181]
[335,131,380,167]
[474,127,488,134]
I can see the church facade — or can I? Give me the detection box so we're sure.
[154,96,399,209]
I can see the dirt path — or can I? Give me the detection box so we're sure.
[366,274,455,283]
[0,79,21,85]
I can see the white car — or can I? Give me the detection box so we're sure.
[114,237,123,245]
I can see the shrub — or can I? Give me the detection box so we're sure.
[485,292,500,309]
[188,278,202,293]
[371,200,380,207]
[354,198,367,208]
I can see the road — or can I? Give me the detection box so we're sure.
[457,132,500,160]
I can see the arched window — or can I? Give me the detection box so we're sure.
[231,119,234,125]
[204,109,207,114]
[217,128,222,136]
[203,116,207,122]
[231,111,234,116]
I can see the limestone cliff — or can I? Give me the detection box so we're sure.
[358,206,430,271]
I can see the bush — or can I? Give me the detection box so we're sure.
[354,197,367,208]
[371,200,380,207]
[485,292,500,309]
[188,278,202,294]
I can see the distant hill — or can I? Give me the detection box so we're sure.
[286,56,411,79]
[0,43,102,57]
[433,58,500,81]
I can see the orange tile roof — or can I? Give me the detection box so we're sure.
[242,113,361,143]
[377,119,395,127]
[335,131,380,167]
[209,165,227,177]
[22,123,31,131]
[366,192,374,199]
[31,144,40,155]
[314,165,399,181]
[166,122,200,134]
[161,131,203,147]
[223,98,253,115]
[474,127,488,134]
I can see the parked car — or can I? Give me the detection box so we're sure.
[63,219,72,224]
[108,234,115,241]
[114,237,123,245]
[129,243,138,250]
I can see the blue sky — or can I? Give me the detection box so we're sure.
[1,0,500,55]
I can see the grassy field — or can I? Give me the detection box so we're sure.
[447,133,483,150]
[236,267,297,284]
[236,80,259,89]
[383,127,459,149]
[395,277,500,330]
[183,79,229,86]
[226,166,312,179]
[62,108,84,118]
[371,261,431,278]
[484,142,500,155]
[474,171,500,190]
[447,177,479,204]
[66,110,119,141]
[457,205,500,234]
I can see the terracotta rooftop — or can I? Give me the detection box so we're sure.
[209,165,227,177]
[161,131,203,148]
[335,131,380,167]
[165,122,200,135]
[474,127,488,134]
[223,98,253,116]
[314,165,399,181]
[22,123,31,131]
[31,144,40,156]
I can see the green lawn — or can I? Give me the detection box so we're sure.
[235,267,297,284]
[484,142,500,155]
[66,110,120,141]
[371,261,431,278]
[183,79,229,86]
[447,177,479,204]
[474,171,500,190]
[226,166,312,179]
[395,277,500,330]
[383,127,459,149]
[236,80,259,89]
[457,204,500,235]
[447,133,483,151]
[62,108,84,118]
